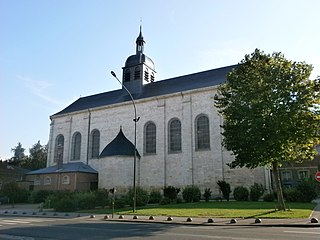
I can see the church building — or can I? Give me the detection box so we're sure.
[26,28,271,194]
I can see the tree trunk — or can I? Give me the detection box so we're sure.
[272,162,286,211]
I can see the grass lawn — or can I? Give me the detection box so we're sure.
[81,201,316,219]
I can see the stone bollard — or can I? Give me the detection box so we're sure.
[167,216,173,221]
[149,216,155,220]
[255,218,262,224]
[186,217,192,222]
[230,218,237,224]
[133,215,138,219]
[207,218,214,223]
[311,217,319,223]
[119,215,124,219]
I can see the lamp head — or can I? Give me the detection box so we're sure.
[111,71,116,78]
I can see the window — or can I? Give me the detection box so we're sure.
[150,72,155,82]
[124,69,131,82]
[54,135,64,163]
[195,115,210,150]
[134,67,140,80]
[71,132,81,160]
[34,178,40,185]
[298,170,309,180]
[62,175,70,185]
[144,122,156,154]
[44,176,51,185]
[168,118,181,153]
[144,69,149,82]
[91,129,100,158]
[281,170,292,181]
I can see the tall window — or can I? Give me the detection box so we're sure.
[124,69,131,82]
[54,135,64,163]
[71,132,81,160]
[195,115,210,150]
[91,129,100,158]
[134,67,140,80]
[144,122,156,154]
[168,118,181,153]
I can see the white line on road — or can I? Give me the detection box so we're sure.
[284,230,320,235]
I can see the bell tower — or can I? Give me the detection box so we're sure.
[122,27,156,95]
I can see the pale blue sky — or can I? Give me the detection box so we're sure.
[1,0,319,159]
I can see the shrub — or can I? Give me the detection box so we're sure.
[160,197,171,205]
[263,192,275,202]
[75,192,96,210]
[163,186,180,201]
[126,187,149,207]
[113,197,127,209]
[182,186,201,203]
[283,188,299,202]
[149,190,162,204]
[203,188,212,202]
[29,190,54,203]
[54,196,76,212]
[233,186,249,201]
[295,180,318,202]
[0,182,29,203]
[217,180,231,201]
[94,189,109,208]
[249,183,265,201]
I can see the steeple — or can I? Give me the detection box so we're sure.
[136,25,145,54]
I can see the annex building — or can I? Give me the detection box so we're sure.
[26,28,271,194]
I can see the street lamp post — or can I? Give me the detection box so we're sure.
[111,71,139,213]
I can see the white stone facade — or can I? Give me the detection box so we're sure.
[48,86,271,194]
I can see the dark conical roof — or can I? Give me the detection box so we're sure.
[99,128,140,158]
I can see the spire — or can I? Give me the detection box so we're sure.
[136,25,145,54]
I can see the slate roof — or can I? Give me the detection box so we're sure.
[99,128,141,158]
[26,162,98,175]
[53,64,237,117]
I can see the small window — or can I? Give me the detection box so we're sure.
[62,175,70,185]
[44,176,51,185]
[281,170,292,181]
[34,178,41,185]
[150,72,155,82]
[134,67,140,80]
[298,170,309,180]
[124,69,131,82]
[144,69,149,82]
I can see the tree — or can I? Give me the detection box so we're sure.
[23,141,47,170]
[215,49,320,210]
[11,142,26,164]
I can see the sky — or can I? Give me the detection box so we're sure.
[1,0,319,160]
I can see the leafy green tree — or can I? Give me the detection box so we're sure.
[25,141,47,170]
[215,49,320,210]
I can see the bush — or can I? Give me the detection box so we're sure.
[126,187,149,207]
[160,197,171,205]
[263,192,276,202]
[182,186,201,203]
[0,182,29,203]
[94,189,109,208]
[149,190,162,204]
[283,188,299,202]
[163,186,180,202]
[295,180,318,202]
[217,180,231,201]
[249,183,265,201]
[203,188,212,202]
[29,190,54,203]
[233,186,249,201]
[54,197,76,212]
[75,192,96,210]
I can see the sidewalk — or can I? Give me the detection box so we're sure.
[1,202,319,228]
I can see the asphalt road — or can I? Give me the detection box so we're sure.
[0,216,320,240]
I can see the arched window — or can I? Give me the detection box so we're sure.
[134,67,140,80]
[44,176,51,185]
[195,115,210,150]
[71,132,81,160]
[54,135,64,163]
[91,129,100,158]
[144,122,156,154]
[62,175,70,185]
[34,177,41,185]
[124,69,131,82]
[168,118,181,153]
